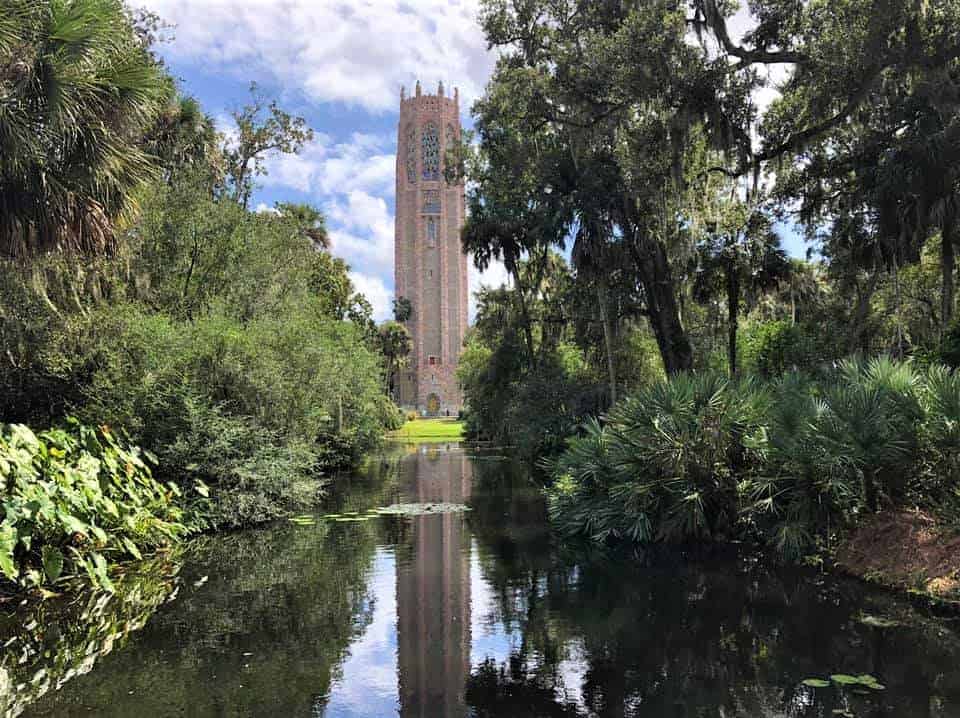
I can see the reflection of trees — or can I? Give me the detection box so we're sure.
[18,495,389,716]
[467,657,581,718]
[466,457,960,718]
[0,552,183,718]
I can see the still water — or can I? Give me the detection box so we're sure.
[3,443,960,717]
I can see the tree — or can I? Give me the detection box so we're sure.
[461,84,572,369]
[144,94,220,185]
[379,321,412,400]
[393,297,412,323]
[276,202,329,249]
[476,0,722,374]
[224,83,314,209]
[570,215,636,405]
[0,0,168,257]
[692,197,790,376]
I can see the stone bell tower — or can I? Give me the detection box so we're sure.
[393,81,468,416]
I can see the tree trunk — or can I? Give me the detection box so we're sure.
[726,261,740,377]
[507,258,537,370]
[892,255,904,359]
[846,270,880,355]
[943,215,955,335]
[633,239,693,375]
[596,280,618,406]
[618,199,692,376]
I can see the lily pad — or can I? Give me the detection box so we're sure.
[829,674,885,690]
[830,674,860,685]
[802,678,831,688]
[374,502,472,516]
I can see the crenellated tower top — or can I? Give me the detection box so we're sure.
[400,81,460,112]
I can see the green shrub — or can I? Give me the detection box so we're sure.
[742,373,856,558]
[46,303,394,526]
[815,358,923,510]
[0,421,196,592]
[547,373,765,544]
[548,358,952,560]
[741,320,835,377]
[153,397,322,528]
[917,364,960,528]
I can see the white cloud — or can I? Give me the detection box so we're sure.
[253,202,280,214]
[468,258,509,321]
[259,135,328,193]
[349,271,393,323]
[256,132,397,196]
[142,0,495,112]
[326,190,395,279]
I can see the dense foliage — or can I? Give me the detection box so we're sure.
[0,0,402,544]
[0,421,195,592]
[457,0,960,559]
[547,360,960,559]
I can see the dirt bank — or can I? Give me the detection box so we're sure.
[836,509,960,604]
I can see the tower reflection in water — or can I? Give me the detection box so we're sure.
[396,444,472,717]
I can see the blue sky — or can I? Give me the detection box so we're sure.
[145,0,805,322]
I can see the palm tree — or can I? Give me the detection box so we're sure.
[0,0,167,257]
[143,95,220,184]
[694,208,790,376]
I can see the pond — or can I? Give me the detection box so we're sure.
[3,443,960,717]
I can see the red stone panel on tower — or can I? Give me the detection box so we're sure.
[393,82,468,416]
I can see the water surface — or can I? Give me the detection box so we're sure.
[4,443,960,717]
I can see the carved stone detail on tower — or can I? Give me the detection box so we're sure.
[394,83,467,416]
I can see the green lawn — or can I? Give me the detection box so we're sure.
[388,418,465,442]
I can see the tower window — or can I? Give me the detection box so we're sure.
[426,217,437,248]
[421,122,440,180]
[428,355,439,366]
[445,123,457,173]
[405,125,417,184]
[423,190,441,213]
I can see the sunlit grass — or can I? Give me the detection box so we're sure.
[387,418,465,442]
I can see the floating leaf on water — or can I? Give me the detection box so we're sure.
[288,515,316,526]
[802,678,831,688]
[830,674,860,685]
[856,674,885,690]
[332,517,371,522]
[374,502,471,516]
[829,673,885,690]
